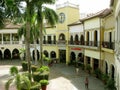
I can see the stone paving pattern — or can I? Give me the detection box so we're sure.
[0,60,105,90]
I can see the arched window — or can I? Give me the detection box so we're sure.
[70,35,74,44]
[75,34,79,45]
[59,33,65,40]
[12,48,20,59]
[4,49,11,59]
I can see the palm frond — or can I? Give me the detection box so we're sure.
[17,24,26,38]
[20,75,31,90]
[43,7,58,26]
[5,78,14,90]
[15,74,21,90]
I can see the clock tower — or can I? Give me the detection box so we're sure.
[56,1,80,30]
[56,2,80,64]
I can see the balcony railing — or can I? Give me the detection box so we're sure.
[43,40,56,44]
[102,41,115,50]
[69,40,99,47]
[85,41,99,47]
[69,41,84,45]
[57,40,66,45]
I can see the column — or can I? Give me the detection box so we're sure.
[66,46,70,65]
[84,56,87,66]
[51,35,53,44]
[2,33,3,44]
[99,59,103,72]
[90,58,94,73]
[10,33,12,44]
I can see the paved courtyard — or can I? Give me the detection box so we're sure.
[0,60,105,90]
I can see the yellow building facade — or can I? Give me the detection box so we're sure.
[43,2,80,64]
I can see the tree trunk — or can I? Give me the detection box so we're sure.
[34,39,38,65]
[25,22,31,75]
[25,1,31,80]
[39,23,43,66]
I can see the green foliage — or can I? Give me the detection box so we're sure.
[21,61,28,71]
[80,63,85,70]
[31,65,38,72]
[86,64,92,73]
[105,78,116,90]
[33,71,49,82]
[33,72,43,82]
[40,79,49,86]
[37,66,49,73]
[10,66,18,76]
[94,68,102,79]
[102,73,109,84]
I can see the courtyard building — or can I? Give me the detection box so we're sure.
[0,0,119,89]
[111,0,120,89]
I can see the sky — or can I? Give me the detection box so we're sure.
[54,0,110,14]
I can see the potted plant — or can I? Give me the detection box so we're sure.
[102,73,109,84]
[40,79,49,90]
[105,78,116,90]
[94,68,102,79]
[86,64,92,74]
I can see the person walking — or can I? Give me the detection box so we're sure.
[85,76,89,90]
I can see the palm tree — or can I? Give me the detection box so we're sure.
[4,0,58,73]
[5,66,40,90]
[31,23,40,65]
[35,1,58,65]
[18,23,40,65]
[4,0,34,75]
[0,0,5,28]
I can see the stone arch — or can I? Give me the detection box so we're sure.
[70,52,76,64]
[12,48,20,59]
[94,30,98,46]
[0,50,2,60]
[75,34,79,44]
[70,35,74,44]
[50,51,56,58]
[105,61,108,75]
[80,35,84,45]
[32,50,39,60]
[86,31,89,45]
[43,50,49,57]
[59,33,65,40]
[110,64,115,79]
[4,49,11,59]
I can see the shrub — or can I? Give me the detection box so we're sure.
[40,79,49,86]
[86,64,92,74]
[94,68,102,79]
[21,61,28,71]
[10,66,18,76]
[33,72,43,82]
[33,71,49,82]
[105,78,116,90]
[37,66,49,73]
[31,65,38,72]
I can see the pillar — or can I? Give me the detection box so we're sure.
[84,56,87,66]
[90,58,94,73]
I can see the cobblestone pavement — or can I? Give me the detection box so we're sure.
[0,60,105,90]
[47,63,105,90]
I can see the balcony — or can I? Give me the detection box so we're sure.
[43,40,56,45]
[85,41,99,47]
[102,42,115,50]
[57,40,66,45]
[69,41,84,45]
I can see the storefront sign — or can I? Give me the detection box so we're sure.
[71,48,81,51]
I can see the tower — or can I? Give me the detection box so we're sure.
[56,1,80,63]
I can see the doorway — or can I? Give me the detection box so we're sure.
[59,50,66,63]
